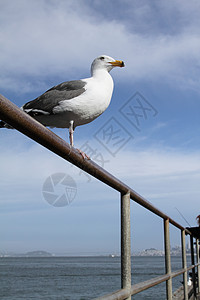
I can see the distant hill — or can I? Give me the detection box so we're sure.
[25,251,53,257]
[0,250,53,257]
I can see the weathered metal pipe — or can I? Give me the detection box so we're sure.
[0,94,190,232]
[164,219,172,300]
[181,229,189,300]
[196,239,200,293]
[93,288,130,300]
[190,236,197,298]
[121,192,131,300]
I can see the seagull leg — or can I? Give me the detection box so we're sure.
[69,121,74,147]
[68,120,90,159]
[76,149,90,160]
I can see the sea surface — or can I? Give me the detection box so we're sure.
[0,256,186,299]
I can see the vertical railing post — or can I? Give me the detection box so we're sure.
[164,218,172,300]
[190,236,197,298]
[181,229,188,300]
[196,238,200,293]
[121,191,131,300]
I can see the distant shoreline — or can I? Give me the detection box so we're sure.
[0,247,192,258]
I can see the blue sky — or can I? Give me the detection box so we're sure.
[1,0,200,255]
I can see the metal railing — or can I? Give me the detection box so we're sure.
[0,93,200,300]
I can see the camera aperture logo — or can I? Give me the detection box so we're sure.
[42,173,77,207]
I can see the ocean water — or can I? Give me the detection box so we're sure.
[0,256,185,300]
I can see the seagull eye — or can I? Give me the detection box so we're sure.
[99,56,105,60]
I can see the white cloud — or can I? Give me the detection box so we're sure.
[1,0,200,94]
[1,132,200,212]
[109,148,200,178]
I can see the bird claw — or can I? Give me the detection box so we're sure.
[76,148,90,160]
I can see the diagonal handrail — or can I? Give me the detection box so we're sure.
[0,93,198,300]
[0,94,191,233]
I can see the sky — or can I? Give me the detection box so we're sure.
[1,0,200,255]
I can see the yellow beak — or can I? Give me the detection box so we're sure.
[109,60,125,67]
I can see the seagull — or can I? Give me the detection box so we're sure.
[0,55,125,148]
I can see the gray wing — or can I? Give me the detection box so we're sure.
[23,80,87,115]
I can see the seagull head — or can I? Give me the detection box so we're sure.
[91,55,125,75]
